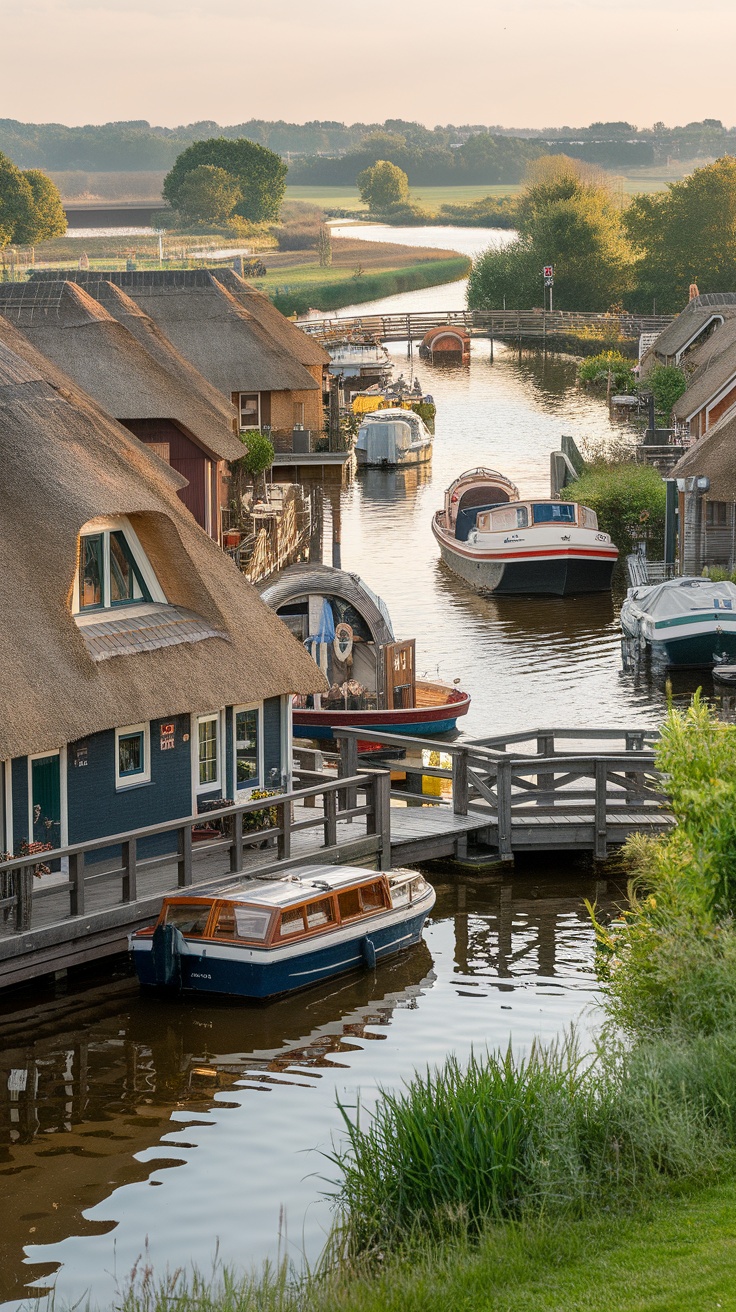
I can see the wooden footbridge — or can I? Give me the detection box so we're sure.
[0,727,672,991]
[300,309,673,347]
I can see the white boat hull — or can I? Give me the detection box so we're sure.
[433,521,618,596]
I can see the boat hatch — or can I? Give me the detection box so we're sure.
[532,503,576,524]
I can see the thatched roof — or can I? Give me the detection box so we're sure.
[211,269,329,370]
[33,269,320,395]
[0,316,324,760]
[671,409,736,501]
[0,281,243,462]
[672,321,736,421]
[647,294,736,367]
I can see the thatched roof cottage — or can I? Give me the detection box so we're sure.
[0,315,323,860]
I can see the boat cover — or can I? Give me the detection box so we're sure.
[356,419,413,462]
[629,577,736,618]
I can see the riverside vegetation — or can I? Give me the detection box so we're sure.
[119,696,736,1311]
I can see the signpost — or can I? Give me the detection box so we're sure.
[543,265,554,313]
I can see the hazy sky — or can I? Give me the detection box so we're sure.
[2,0,735,129]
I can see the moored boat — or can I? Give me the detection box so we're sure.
[355,408,432,468]
[620,576,736,668]
[432,468,618,596]
[259,563,470,742]
[130,864,436,999]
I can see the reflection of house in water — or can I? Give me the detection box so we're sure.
[0,946,433,1301]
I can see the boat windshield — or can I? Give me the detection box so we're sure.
[533,503,576,524]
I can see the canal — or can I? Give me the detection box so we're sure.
[0,228,706,1307]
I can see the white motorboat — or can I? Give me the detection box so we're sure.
[620,577,736,668]
[355,408,433,468]
[432,468,618,596]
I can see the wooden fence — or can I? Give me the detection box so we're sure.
[300,309,674,345]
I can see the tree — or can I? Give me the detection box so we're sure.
[624,158,736,313]
[356,160,409,212]
[231,428,274,503]
[16,169,66,242]
[163,137,287,223]
[467,155,633,312]
[176,164,240,224]
[0,152,33,247]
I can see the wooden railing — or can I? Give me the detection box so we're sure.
[335,726,668,860]
[300,309,674,344]
[0,771,391,935]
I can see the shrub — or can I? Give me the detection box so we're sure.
[563,461,667,556]
[577,350,635,392]
[646,363,687,417]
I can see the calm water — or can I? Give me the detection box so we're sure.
[0,230,710,1306]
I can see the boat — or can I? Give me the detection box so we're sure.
[326,340,393,401]
[620,576,736,668]
[129,864,436,999]
[432,468,619,596]
[355,408,432,468]
[259,563,470,741]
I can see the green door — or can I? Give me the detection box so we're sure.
[31,754,61,849]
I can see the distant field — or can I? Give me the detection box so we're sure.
[284,183,521,212]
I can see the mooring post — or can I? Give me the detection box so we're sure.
[452,747,469,816]
[367,770,392,870]
[277,800,291,861]
[594,759,608,861]
[122,838,138,902]
[497,759,513,860]
[69,852,85,916]
[177,825,193,888]
[323,785,338,848]
[229,811,243,874]
[339,735,359,816]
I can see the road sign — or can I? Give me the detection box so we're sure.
[544,277,554,287]
[543,265,554,278]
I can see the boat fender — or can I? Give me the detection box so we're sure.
[151,923,185,988]
[362,936,377,970]
[334,622,354,662]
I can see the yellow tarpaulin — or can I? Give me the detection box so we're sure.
[351,394,386,415]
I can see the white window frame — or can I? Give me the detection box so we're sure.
[115,723,151,790]
[73,516,166,616]
[27,748,68,848]
[233,703,263,798]
[194,712,222,795]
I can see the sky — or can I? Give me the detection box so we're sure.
[2,0,736,130]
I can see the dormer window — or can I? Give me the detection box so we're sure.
[74,517,165,615]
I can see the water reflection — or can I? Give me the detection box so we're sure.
[358,463,432,505]
[0,878,612,1305]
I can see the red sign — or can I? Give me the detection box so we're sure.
[543,265,553,278]
[160,723,175,751]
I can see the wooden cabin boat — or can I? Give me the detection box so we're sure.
[259,563,470,742]
[432,468,618,597]
[621,577,736,668]
[419,325,471,364]
[355,408,433,468]
[327,341,393,401]
[130,864,436,999]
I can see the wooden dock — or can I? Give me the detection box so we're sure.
[0,727,673,991]
[299,309,673,348]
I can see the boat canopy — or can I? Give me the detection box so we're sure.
[356,411,430,463]
[629,577,736,618]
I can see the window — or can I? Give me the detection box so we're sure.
[280,906,306,937]
[197,715,219,789]
[338,888,362,921]
[490,505,528,531]
[115,723,150,788]
[293,401,305,426]
[239,393,260,429]
[233,906,271,941]
[235,708,260,789]
[78,527,153,612]
[164,902,211,935]
[532,503,576,525]
[361,882,386,912]
[305,898,336,930]
[580,506,598,530]
[706,501,729,527]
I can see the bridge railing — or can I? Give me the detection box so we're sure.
[300,310,674,342]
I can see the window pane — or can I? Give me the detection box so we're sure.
[110,531,134,603]
[338,888,362,920]
[79,535,104,608]
[236,709,259,786]
[305,897,335,930]
[164,902,211,934]
[361,882,385,912]
[533,503,576,524]
[233,906,271,940]
[198,718,218,785]
[280,906,305,937]
[119,731,144,776]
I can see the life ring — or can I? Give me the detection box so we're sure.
[333,622,354,662]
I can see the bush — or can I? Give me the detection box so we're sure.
[577,350,635,392]
[646,363,687,418]
[563,461,667,556]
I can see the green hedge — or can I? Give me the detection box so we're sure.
[269,256,471,315]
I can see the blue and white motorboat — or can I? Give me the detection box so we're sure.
[620,576,736,668]
[130,864,435,999]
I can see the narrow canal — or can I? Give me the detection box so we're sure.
[0,228,709,1307]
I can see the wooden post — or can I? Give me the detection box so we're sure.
[229,811,243,874]
[277,800,291,860]
[339,735,358,815]
[369,770,392,871]
[177,825,193,887]
[122,839,137,902]
[536,734,555,806]
[496,759,513,860]
[452,748,469,816]
[69,852,85,916]
[594,759,608,861]
[15,867,33,931]
[324,786,338,847]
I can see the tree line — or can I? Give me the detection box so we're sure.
[2,116,735,178]
[467,155,736,316]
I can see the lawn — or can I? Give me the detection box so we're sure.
[317,1179,736,1312]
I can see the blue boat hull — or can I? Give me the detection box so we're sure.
[293,716,460,741]
[132,906,430,999]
